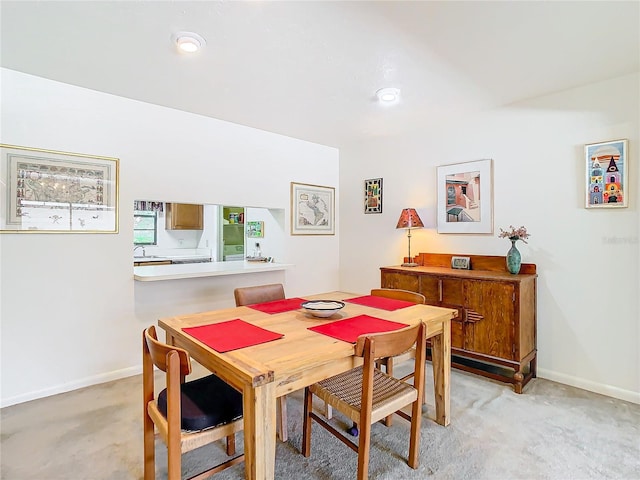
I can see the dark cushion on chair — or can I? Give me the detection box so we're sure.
[158,374,243,431]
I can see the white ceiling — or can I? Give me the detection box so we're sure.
[1,1,639,149]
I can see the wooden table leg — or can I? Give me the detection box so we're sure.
[243,381,276,480]
[430,320,451,427]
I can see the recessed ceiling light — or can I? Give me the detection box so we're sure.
[172,31,206,53]
[376,87,400,103]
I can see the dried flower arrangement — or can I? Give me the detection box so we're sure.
[498,225,530,244]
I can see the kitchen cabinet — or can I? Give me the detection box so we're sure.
[165,203,203,230]
[380,252,537,393]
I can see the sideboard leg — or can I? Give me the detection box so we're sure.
[531,355,538,379]
[513,371,524,394]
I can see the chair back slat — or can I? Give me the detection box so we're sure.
[354,323,422,359]
[144,326,191,377]
[371,288,426,304]
[234,283,285,306]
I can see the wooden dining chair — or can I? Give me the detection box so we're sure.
[143,326,244,480]
[371,288,427,427]
[234,283,285,307]
[325,288,427,430]
[371,288,426,378]
[370,288,426,305]
[302,322,427,480]
[233,283,289,442]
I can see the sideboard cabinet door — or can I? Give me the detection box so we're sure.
[441,278,463,305]
[435,278,465,349]
[418,275,441,304]
[463,280,516,361]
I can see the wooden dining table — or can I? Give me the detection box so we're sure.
[158,291,456,480]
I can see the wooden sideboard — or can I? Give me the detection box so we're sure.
[381,252,537,393]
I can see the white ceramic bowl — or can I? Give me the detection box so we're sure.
[301,300,345,318]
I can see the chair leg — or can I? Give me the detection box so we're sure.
[167,445,181,480]
[226,434,236,456]
[356,418,372,480]
[277,395,288,442]
[384,358,394,427]
[302,388,313,457]
[408,398,423,468]
[143,408,155,480]
[324,402,333,420]
[166,354,182,480]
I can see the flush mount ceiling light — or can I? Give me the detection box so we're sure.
[172,31,206,53]
[376,87,400,103]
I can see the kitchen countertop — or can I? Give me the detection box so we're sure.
[133,260,294,281]
[133,254,212,263]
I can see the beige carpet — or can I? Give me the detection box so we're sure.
[2,365,639,480]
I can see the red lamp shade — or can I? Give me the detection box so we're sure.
[396,208,423,267]
[396,208,424,229]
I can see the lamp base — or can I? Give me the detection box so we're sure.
[401,262,419,267]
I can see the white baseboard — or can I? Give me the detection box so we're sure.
[538,368,640,405]
[0,365,142,408]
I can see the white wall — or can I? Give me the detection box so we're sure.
[0,68,340,407]
[2,67,637,407]
[339,73,639,403]
[245,207,285,262]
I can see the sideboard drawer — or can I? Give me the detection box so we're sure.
[380,271,419,292]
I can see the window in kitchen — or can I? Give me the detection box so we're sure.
[134,211,157,245]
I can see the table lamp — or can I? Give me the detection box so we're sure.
[396,208,424,267]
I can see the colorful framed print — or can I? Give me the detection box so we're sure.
[1,144,119,233]
[247,220,264,238]
[364,178,383,214]
[436,159,493,234]
[290,182,335,235]
[585,139,628,208]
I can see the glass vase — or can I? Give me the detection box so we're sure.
[506,239,521,274]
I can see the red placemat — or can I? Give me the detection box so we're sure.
[183,319,284,353]
[345,295,417,311]
[247,297,307,314]
[308,315,409,344]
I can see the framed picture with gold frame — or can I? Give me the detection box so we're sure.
[0,144,119,233]
[290,182,335,235]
